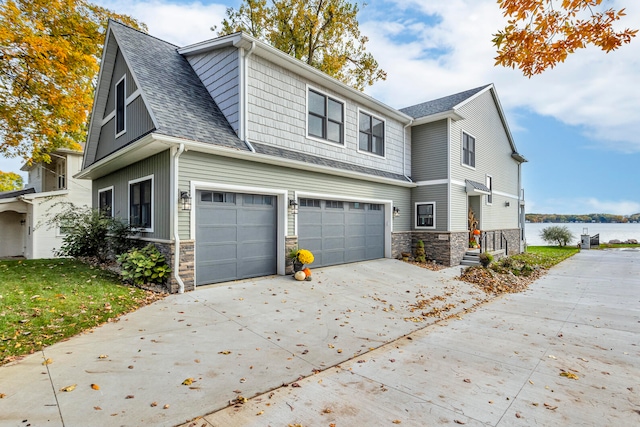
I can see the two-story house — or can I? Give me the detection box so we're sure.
[0,148,92,258]
[76,21,526,293]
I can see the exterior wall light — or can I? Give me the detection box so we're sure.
[504,201,510,207]
[180,191,192,211]
[289,198,299,215]
[393,206,400,217]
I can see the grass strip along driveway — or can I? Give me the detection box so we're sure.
[0,259,163,366]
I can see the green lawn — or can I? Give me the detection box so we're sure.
[513,245,580,269]
[0,259,164,365]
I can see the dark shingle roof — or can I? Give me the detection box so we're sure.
[465,179,491,193]
[109,21,246,151]
[400,85,491,119]
[0,188,36,200]
[252,142,410,182]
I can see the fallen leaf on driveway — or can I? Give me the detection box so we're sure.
[454,420,466,425]
[463,379,471,383]
[218,350,232,355]
[544,403,558,410]
[560,372,579,380]
[256,410,264,415]
[392,421,401,424]
[182,378,194,385]
[0,393,6,399]
[42,358,53,365]
[60,384,76,392]
[291,382,301,388]
[94,406,101,410]
[91,384,100,390]
[98,354,108,359]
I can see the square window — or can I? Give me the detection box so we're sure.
[307,88,344,144]
[416,203,435,228]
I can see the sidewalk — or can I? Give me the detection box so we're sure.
[0,259,481,427]
[192,249,640,426]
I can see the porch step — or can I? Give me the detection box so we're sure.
[461,250,481,266]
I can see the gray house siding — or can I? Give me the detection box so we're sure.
[412,184,448,232]
[104,48,138,118]
[177,151,411,239]
[411,120,448,182]
[95,96,154,161]
[92,150,171,240]
[450,90,520,231]
[246,55,408,177]
[185,47,240,134]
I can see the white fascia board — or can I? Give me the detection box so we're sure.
[179,33,413,124]
[153,134,417,188]
[22,190,69,200]
[411,110,465,126]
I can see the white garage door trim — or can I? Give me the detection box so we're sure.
[294,191,393,260]
[190,181,288,287]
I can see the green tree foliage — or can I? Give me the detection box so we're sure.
[0,0,145,164]
[217,0,386,90]
[526,213,634,223]
[0,170,23,191]
[540,225,575,247]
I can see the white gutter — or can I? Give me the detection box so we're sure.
[402,119,413,181]
[241,41,256,152]
[172,143,186,293]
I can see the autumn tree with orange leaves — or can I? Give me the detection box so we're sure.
[494,0,637,77]
[0,0,145,164]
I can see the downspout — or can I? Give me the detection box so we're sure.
[402,119,413,181]
[173,143,186,293]
[241,41,256,152]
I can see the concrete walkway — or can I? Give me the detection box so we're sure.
[1,259,479,427]
[1,250,638,427]
[188,249,640,426]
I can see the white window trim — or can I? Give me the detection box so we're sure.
[415,201,436,230]
[128,174,154,232]
[356,107,387,159]
[461,130,476,170]
[486,174,493,205]
[305,84,346,148]
[98,185,114,217]
[115,75,127,138]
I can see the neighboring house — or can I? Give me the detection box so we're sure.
[0,149,91,259]
[77,20,526,293]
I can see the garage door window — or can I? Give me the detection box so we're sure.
[369,204,382,211]
[325,200,344,209]
[350,202,364,210]
[300,198,320,207]
[244,194,273,205]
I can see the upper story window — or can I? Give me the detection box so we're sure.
[307,88,344,144]
[115,76,126,137]
[99,187,113,217]
[359,111,385,156]
[56,159,66,190]
[129,176,153,231]
[415,202,435,229]
[462,132,475,168]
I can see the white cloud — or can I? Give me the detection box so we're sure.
[362,0,640,153]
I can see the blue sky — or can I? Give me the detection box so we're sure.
[2,0,638,215]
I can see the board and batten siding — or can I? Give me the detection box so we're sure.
[185,47,240,134]
[177,151,411,239]
[95,96,154,161]
[245,54,408,177]
[449,90,520,231]
[104,47,138,118]
[412,184,448,232]
[92,150,171,240]
[411,120,448,182]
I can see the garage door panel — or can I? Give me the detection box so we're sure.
[196,190,277,285]
[299,200,385,268]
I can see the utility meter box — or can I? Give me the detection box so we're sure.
[581,234,591,249]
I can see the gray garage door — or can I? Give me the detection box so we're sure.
[196,190,277,285]
[298,199,385,268]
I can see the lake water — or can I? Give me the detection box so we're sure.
[525,222,640,246]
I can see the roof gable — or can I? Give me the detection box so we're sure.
[400,85,491,119]
[83,21,246,168]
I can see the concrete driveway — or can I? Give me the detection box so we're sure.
[186,249,640,426]
[0,258,480,427]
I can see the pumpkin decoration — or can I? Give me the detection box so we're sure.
[302,267,311,277]
[294,271,306,281]
[473,229,481,236]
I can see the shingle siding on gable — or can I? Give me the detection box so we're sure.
[186,47,240,135]
[450,90,519,230]
[246,55,407,176]
[411,120,448,182]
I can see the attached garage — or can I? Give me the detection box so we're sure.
[195,190,277,285]
[298,198,385,267]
